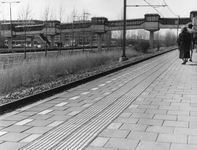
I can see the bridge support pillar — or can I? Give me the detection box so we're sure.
[50,35,55,49]
[31,37,34,48]
[97,33,102,51]
[8,37,12,50]
[149,31,154,49]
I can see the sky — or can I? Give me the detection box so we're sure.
[0,0,197,22]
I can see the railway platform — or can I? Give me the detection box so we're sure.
[0,50,197,150]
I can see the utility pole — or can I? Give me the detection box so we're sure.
[121,0,127,61]
[120,0,166,61]
[83,12,91,52]
[45,21,47,57]
[72,15,76,53]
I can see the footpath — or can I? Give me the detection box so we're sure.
[0,50,197,150]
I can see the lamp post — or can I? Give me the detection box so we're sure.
[1,1,20,51]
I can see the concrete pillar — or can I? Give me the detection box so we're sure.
[149,31,154,49]
[50,35,55,48]
[8,37,12,50]
[97,33,102,51]
[31,37,34,48]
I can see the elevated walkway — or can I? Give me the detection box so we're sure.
[0,50,197,150]
[1,11,197,50]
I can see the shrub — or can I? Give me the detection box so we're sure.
[134,40,150,53]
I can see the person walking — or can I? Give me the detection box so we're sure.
[187,24,194,61]
[177,26,191,65]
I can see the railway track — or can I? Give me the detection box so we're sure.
[0,47,177,115]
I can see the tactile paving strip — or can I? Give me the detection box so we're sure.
[51,54,176,150]
[20,51,177,150]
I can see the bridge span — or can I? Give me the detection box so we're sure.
[1,11,197,50]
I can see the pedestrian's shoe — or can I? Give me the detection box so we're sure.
[182,60,186,65]
[189,59,192,62]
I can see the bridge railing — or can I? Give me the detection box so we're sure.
[60,22,92,30]
[0,23,16,30]
[14,24,45,32]
[159,18,191,26]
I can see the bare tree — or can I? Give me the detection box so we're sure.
[0,8,6,45]
[58,4,65,23]
[154,31,164,50]
[128,30,139,42]
[111,9,125,48]
[67,8,78,53]
[18,4,34,59]
[164,30,177,47]
[137,30,148,40]
[66,8,78,23]
[57,4,65,53]
[42,5,51,57]
[42,5,58,57]
[81,10,91,52]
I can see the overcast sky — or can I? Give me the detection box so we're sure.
[0,0,197,22]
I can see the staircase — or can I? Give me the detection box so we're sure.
[38,34,51,47]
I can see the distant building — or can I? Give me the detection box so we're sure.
[0,19,112,48]
[60,30,111,47]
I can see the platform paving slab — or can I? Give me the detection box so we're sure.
[85,51,197,150]
[0,50,196,150]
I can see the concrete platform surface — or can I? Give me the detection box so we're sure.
[0,50,197,150]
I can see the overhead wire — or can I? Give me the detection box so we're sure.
[162,0,179,17]
[162,0,180,30]
[143,0,179,32]
[143,0,165,17]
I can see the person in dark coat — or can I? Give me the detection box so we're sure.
[177,26,191,65]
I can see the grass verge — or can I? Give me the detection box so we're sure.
[0,48,141,95]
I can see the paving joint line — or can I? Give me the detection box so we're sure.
[52,53,177,150]
[19,51,177,150]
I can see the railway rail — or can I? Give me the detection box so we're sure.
[0,47,177,115]
[0,45,98,54]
